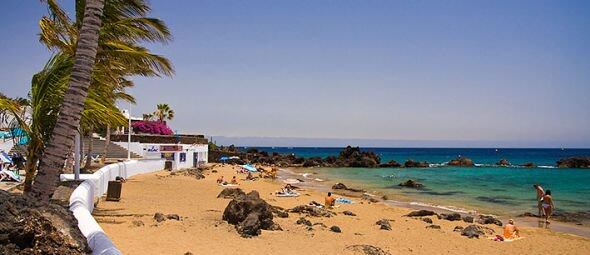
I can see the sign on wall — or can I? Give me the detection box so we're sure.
[160,145,182,152]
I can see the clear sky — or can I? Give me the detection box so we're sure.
[1,1,589,147]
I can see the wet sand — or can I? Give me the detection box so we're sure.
[97,164,590,255]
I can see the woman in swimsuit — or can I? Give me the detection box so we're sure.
[542,190,555,223]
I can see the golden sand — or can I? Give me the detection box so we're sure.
[96,165,590,255]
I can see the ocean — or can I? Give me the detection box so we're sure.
[244,147,590,217]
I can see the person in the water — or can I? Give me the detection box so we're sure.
[541,190,555,223]
[533,184,545,216]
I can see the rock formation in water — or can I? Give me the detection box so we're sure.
[556,157,590,168]
[447,157,474,167]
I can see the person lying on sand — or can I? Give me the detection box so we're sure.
[542,190,555,223]
[325,192,336,208]
[217,176,224,184]
[503,219,520,239]
[231,176,238,184]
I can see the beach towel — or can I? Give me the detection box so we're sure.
[219,183,239,187]
[276,192,300,197]
[336,198,353,204]
[0,169,20,182]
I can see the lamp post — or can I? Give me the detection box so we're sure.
[127,101,131,160]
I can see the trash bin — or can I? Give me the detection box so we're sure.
[106,180,122,201]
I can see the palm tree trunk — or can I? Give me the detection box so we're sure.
[101,124,110,164]
[31,0,106,201]
[84,132,93,170]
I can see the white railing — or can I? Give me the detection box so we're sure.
[61,159,164,255]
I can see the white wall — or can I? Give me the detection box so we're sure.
[62,159,164,255]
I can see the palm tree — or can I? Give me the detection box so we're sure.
[154,104,174,122]
[31,0,106,201]
[38,0,173,170]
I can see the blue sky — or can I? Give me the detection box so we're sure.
[1,0,589,147]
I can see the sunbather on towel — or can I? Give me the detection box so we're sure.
[0,170,19,182]
[231,176,238,184]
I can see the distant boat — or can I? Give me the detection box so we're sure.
[495,149,499,152]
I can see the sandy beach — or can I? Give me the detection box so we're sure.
[96,164,590,255]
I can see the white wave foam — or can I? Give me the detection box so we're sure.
[408,201,477,215]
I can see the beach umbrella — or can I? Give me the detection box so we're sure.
[229,156,240,159]
[241,164,258,172]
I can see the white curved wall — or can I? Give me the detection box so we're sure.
[61,159,164,255]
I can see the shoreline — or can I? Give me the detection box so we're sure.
[96,164,590,254]
[278,167,590,238]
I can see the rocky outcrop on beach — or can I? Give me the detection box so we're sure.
[496,159,510,166]
[406,210,437,217]
[332,182,365,192]
[556,157,590,168]
[217,188,246,199]
[0,190,89,254]
[461,225,494,239]
[404,160,430,168]
[222,190,281,237]
[477,215,503,226]
[398,179,424,189]
[440,213,462,221]
[447,157,474,167]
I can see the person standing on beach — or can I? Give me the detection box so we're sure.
[542,190,555,224]
[533,184,545,216]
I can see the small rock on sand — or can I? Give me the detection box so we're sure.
[132,220,145,227]
[453,226,464,232]
[461,225,495,238]
[426,224,441,229]
[154,212,166,222]
[166,214,180,221]
[462,215,474,223]
[422,218,433,224]
[477,215,503,226]
[296,217,312,226]
[407,210,437,217]
[330,225,342,233]
[346,245,392,255]
[441,213,461,221]
[375,219,392,230]
[343,210,357,216]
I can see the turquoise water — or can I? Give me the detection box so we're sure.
[247,147,590,216]
[297,166,590,216]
